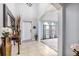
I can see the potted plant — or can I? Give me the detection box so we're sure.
[35,34,38,41]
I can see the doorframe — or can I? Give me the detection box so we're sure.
[38,3,63,56]
[22,21,32,42]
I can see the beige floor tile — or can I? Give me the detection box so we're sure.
[12,41,57,56]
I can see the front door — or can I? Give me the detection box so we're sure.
[22,21,32,41]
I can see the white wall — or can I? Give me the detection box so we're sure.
[42,11,58,21]
[6,4,17,17]
[58,8,63,56]
[63,3,79,56]
[0,4,3,37]
[38,3,56,19]
[16,4,38,41]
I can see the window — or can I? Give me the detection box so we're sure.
[43,22,56,39]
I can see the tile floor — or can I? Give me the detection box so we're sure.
[12,41,57,56]
[41,38,58,52]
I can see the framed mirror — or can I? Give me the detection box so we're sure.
[3,4,15,30]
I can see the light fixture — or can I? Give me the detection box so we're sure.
[26,3,32,7]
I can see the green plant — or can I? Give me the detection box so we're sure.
[2,32,9,37]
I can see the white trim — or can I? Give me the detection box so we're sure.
[51,3,63,56]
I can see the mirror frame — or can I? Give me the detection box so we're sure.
[3,4,15,30]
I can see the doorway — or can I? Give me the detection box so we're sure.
[22,21,32,41]
[38,4,63,56]
[41,21,58,53]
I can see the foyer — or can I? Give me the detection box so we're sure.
[1,3,79,56]
[0,3,60,56]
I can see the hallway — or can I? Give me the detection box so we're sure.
[12,41,57,56]
[0,3,62,56]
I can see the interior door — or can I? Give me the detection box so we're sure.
[22,22,32,41]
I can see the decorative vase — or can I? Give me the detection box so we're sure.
[5,37,11,56]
